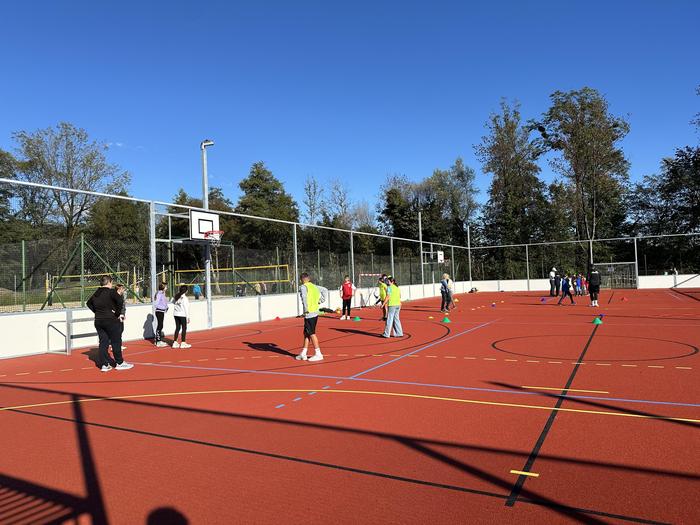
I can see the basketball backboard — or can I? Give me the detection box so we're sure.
[189,210,221,241]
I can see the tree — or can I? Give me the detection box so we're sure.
[692,85,700,132]
[13,122,130,238]
[536,88,630,244]
[0,149,17,221]
[233,162,299,249]
[629,146,700,235]
[302,175,324,224]
[476,101,547,246]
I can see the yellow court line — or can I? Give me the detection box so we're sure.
[522,386,610,394]
[1,389,698,424]
[510,470,539,478]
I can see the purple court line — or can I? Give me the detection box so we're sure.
[133,362,700,409]
[349,320,498,379]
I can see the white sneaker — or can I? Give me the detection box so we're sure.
[180,342,191,349]
[100,365,112,372]
[115,362,134,370]
[155,341,168,348]
[295,353,308,361]
[340,315,346,320]
[308,353,324,362]
[172,341,180,348]
[121,346,127,350]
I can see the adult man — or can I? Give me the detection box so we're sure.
[554,271,562,297]
[549,267,557,296]
[295,273,328,362]
[86,276,133,372]
[587,265,602,307]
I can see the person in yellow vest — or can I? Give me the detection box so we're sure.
[377,274,388,321]
[381,276,404,338]
[296,273,328,362]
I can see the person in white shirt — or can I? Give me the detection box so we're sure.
[171,285,191,348]
[549,267,557,297]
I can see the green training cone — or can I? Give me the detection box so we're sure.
[353,316,361,322]
[442,317,451,323]
[592,317,603,325]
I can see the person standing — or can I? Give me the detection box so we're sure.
[154,283,169,347]
[193,283,202,300]
[377,274,388,320]
[86,275,133,372]
[171,285,191,348]
[296,273,328,362]
[115,284,127,351]
[549,267,557,296]
[339,275,355,320]
[558,274,576,305]
[382,277,404,338]
[554,271,562,297]
[587,266,602,307]
[440,273,455,312]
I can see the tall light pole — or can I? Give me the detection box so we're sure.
[201,139,214,328]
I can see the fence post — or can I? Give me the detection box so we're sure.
[80,233,86,307]
[451,246,455,282]
[66,309,73,355]
[293,224,300,316]
[149,202,157,322]
[633,237,639,289]
[231,244,235,295]
[350,231,355,285]
[390,237,395,277]
[21,240,26,312]
[467,225,473,290]
[525,244,530,291]
[418,212,425,294]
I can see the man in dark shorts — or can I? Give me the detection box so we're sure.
[296,273,328,362]
[587,265,602,307]
[87,275,133,372]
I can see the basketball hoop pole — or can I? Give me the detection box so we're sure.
[201,139,214,329]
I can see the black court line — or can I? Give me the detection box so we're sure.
[505,324,600,507]
[607,291,615,304]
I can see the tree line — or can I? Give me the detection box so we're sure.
[0,86,698,277]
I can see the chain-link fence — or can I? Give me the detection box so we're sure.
[1,178,698,314]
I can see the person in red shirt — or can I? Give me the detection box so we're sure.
[339,275,356,320]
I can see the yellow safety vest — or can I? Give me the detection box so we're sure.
[378,281,387,300]
[303,282,320,313]
[387,284,401,306]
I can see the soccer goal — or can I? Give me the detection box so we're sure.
[357,273,382,307]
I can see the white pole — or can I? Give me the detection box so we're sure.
[418,212,424,293]
[634,237,639,289]
[525,244,530,291]
[201,140,214,328]
[467,224,473,290]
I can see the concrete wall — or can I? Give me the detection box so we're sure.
[2,275,696,359]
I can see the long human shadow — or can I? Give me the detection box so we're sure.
[0,382,682,524]
[490,382,700,430]
[242,342,295,357]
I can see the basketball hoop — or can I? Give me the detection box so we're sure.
[203,230,224,248]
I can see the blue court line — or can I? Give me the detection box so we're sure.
[137,362,700,409]
[349,320,498,379]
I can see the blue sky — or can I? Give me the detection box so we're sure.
[1,1,698,213]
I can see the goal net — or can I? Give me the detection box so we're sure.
[357,273,382,307]
[595,262,637,289]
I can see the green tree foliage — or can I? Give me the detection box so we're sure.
[377,158,479,245]
[12,122,130,238]
[537,88,630,242]
[476,101,546,246]
[233,162,299,249]
[629,147,700,235]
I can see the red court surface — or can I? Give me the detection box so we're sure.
[1,288,699,524]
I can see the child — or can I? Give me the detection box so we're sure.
[575,274,582,296]
[339,275,355,320]
[377,274,388,321]
[296,273,328,362]
[154,283,169,347]
[193,283,202,300]
[440,273,455,312]
[382,277,403,338]
[171,285,191,348]
[558,274,576,305]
